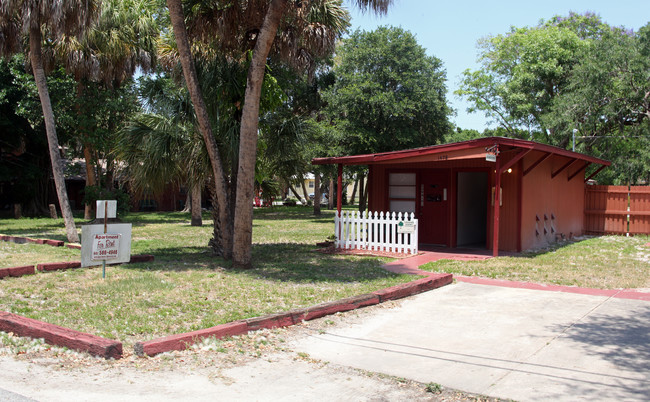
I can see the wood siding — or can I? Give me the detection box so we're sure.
[520,152,585,251]
[585,186,650,235]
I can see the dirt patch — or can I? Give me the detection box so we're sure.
[316,245,419,259]
[1,301,502,401]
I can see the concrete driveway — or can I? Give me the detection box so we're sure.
[292,281,650,401]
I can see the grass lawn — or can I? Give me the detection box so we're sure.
[421,235,650,289]
[0,206,414,347]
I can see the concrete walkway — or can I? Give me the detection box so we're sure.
[382,248,491,275]
[291,281,650,401]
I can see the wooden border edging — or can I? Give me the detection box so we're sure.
[37,261,82,272]
[0,311,122,359]
[0,265,35,279]
[135,273,453,357]
[2,255,155,279]
[1,234,66,248]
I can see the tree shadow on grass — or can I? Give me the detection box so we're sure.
[125,242,402,284]
[253,206,337,223]
[126,212,193,226]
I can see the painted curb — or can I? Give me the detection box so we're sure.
[454,276,650,301]
[1,235,67,248]
[129,254,155,263]
[0,265,35,279]
[134,321,249,357]
[0,311,122,359]
[66,243,82,249]
[373,273,453,302]
[33,255,155,273]
[135,273,453,357]
[37,261,82,272]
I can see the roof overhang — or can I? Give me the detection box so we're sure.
[311,137,610,168]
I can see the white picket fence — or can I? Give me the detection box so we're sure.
[334,210,419,254]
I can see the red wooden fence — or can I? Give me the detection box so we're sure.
[584,185,650,235]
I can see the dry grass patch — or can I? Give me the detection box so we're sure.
[421,235,650,289]
[0,207,414,348]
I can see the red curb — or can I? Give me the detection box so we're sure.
[134,321,249,357]
[301,293,381,321]
[373,274,453,302]
[454,276,650,301]
[0,265,35,279]
[0,311,122,359]
[45,239,64,247]
[135,273,453,357]
[245,312,301,331]
[37,261,82,272]
[66,243,82,250]
[129,254,155,263]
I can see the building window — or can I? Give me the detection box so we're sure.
[308,181,314,188]
[389,173,416,213]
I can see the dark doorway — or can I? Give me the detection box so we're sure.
[419,170,450,246]
[456,171,488,248]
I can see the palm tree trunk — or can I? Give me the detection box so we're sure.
[358,173,365,212]
[349,178,358,205]
[29,27,79,243]
[191,182,202,226]
[167,0,232,258]
[232,0,288,269]
[288,185,302,201]
[300,179,309,205]
[313,173,321,216]
[360,177,369,212]
[328,178,334,210]
[76,82,97,220]
[82,143,96,219]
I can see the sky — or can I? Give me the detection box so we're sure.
[342,0,650,131]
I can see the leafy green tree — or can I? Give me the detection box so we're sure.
[543,23,650,184]
[0,56,51,215]
[0,0,100,242]
[324,26,452,156]
[58,0,160,218]
[322,26,451,210]
[456,19,587,142]
[115,74,209,225]
[457,13,649,183]
[165,0,362,267]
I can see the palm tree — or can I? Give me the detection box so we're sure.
[114,75,209,227]
[166,0,235,258]
[59,0,160,219]
[0,0,100,242]
[167,0,391,267]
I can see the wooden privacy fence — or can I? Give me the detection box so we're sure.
[584,185,650,235]
[335,211,419,254]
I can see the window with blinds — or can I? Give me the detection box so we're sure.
[389,173,416,213]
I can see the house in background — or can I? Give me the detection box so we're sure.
[313,137,610,255]
[293,173,355,205]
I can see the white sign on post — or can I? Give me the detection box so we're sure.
[91,233,121,261]
[96,200,117,219]
[397,221,415,234]
[81,223,132,267]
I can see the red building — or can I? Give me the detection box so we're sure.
[313,137,610,255]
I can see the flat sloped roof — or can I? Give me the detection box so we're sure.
[312,137,610,166]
